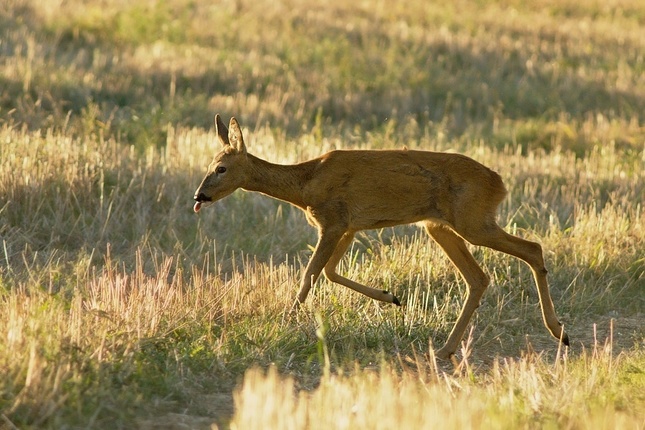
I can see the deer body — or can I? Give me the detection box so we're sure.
[194,115,569,359]
[244,149,505,231]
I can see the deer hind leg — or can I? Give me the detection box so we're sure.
[425,223,491,359]
[323,232,401,305]
[460,222,569,347]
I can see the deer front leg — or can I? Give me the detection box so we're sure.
[323,232,401,305]
[291,228,345,312]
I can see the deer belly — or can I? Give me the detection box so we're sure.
[349,198,441,230]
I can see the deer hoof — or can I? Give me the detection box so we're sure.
[383,290,401,306]
[435,347,455,361]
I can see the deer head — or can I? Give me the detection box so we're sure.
[193,115,249,213]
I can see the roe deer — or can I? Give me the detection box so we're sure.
[193,115,569,359]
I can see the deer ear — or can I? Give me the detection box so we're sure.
[228,117,247,154]
[215,114,229,147]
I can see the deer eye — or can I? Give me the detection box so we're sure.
[216,166,227,174]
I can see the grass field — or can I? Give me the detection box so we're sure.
[1,0,644,428]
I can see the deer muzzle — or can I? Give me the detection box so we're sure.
[193,192,212,213]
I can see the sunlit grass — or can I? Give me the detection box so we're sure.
[232,343,645,430]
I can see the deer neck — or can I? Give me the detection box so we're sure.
[243,154,310,209]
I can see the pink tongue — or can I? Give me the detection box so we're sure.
[193,201,202,213]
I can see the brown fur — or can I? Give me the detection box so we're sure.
[194,115,569,359]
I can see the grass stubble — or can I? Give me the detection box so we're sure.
[1,0,644,428]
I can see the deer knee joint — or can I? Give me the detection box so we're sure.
[323,268,337,282]
[481,272,491,287]
[533,265,548,276]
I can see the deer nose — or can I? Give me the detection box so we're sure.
[194,192,208,202]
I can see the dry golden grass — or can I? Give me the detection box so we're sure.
[1,0,644,428]
[232,342,643,430]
